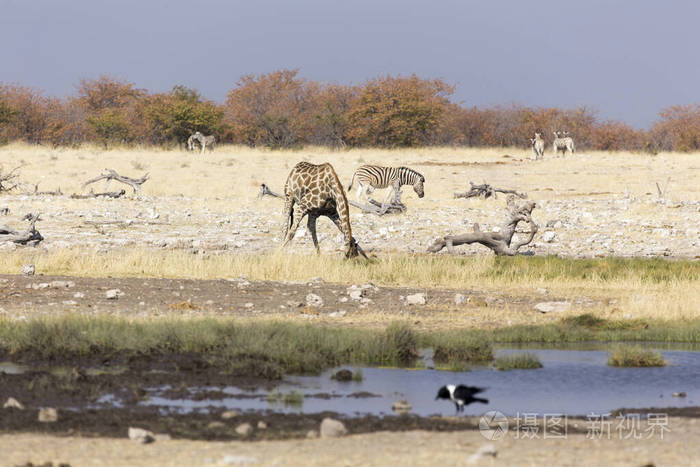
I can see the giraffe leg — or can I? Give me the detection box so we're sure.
[307,214,320,254]
[282,205,305,247]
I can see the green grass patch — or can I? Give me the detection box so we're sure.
[487,256,700,284]
[267,391,304,408]
[0,315,696,380]
[607,346,667,367]
[495,352,543,371]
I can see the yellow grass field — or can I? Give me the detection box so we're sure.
[3,143,699,203]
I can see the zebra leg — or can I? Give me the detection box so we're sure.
[200,142,206,155]
[307,215,320,254]
[356,183,365,205]
[380,181,400,214]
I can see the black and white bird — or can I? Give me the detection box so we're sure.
[435,384,488,413]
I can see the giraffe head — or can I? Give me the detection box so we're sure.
[345,237,368,259]
[413,175,425,198]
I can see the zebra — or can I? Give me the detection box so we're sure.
[531,132,545,159]
[347,165,425,214]
[187,131,216,154]
[552,131,575,157]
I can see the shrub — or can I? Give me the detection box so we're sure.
[495,352,543,370]
[607,346,666,367]
[346,75,453,147]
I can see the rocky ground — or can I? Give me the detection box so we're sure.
[0,274,607,328]
[1,190,699,258]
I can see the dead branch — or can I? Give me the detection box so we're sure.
[82,169,149,195]
[71,189,126,199]
[0,213,43,245]
[428,195,538,256]
[454,181,527,200]
[258,183,406,215]
[0,165,24,192]
[26,183,63,196]
[656,177,670,200]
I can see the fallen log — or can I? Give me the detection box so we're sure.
[0,213,43,245]
[83,169,149,195]
[0,165,23,192]
[258,183,406,215]
[454,181,527,200]
[428,195,537,256]
[70,189,126,199]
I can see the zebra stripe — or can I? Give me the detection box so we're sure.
[348,165,424,190]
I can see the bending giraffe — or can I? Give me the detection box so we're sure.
[282,162,367,259]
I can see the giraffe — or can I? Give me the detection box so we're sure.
[282,161,367,259]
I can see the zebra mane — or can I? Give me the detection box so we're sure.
[398,166,424,182]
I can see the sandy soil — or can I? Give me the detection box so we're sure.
[3,417,700,466]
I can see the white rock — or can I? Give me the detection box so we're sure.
[221,410,239,419]
[257,421,267,429]
[21,264,35,276]
[306,293,324,307]
[329,311,347,318]
[105,289,122,300]
[391,400,412,413]
[62,300,78,306]
[468,443,498,464]
[536,288,549,295]
[38,407,58,422]
[244,302,254,308]
[221,455,259,466]
[454,293,467,305]
[73,292,85,298]
[128,427,155,443]
[405,293,427,305]
[235,422,253,437]
[542,231,556,243]
[320,418,347,438]
[50,280,75,288]
[534,301,571,313]
[3,397,24,410]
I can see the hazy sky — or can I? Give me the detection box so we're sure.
[2,0,698,128]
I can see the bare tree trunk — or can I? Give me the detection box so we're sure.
[0,213,43,245]
[70,189,126,199]
[454,181,527,200]
[428,196,538,256]
[83,169,149,195]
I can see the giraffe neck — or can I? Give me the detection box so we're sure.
[327,166,353,246]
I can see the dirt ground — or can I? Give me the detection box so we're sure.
[3,417,700,466]
[0,273,610,330]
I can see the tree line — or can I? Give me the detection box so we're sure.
[1,69,698,152]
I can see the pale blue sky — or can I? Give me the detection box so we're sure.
[1,0,698,128]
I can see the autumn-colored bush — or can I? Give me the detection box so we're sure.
[1,73,698,152]
[224,69,317,148]
[346,75,453,147]
[650,104,700,152]
[0,84,52,144]
[140,85,224,146]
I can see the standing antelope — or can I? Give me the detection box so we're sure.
[347,165,425,214]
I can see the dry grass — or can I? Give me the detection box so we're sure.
[3,143,699,204]
[0,249,697,322]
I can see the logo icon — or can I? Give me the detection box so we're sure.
[479,411,509,440]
